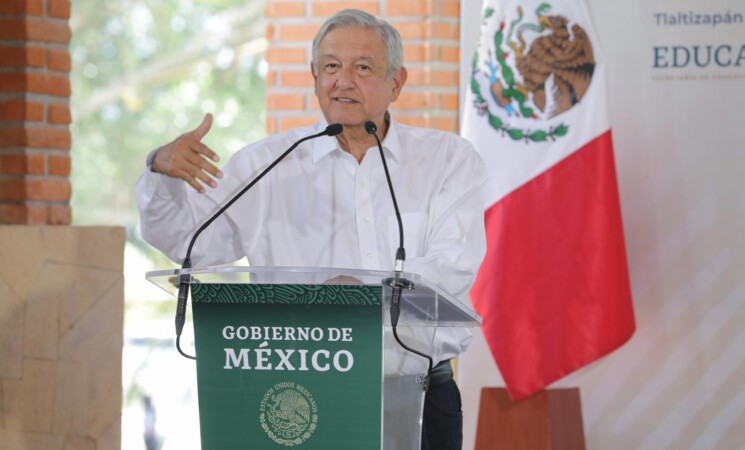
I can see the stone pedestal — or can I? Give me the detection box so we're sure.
[0,226,125,450]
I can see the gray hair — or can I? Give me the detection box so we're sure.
[311,9,404,79]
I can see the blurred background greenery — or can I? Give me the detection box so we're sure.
[69,0,267,448]
[71,0,267,233]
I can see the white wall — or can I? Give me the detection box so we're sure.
[458,1,745,448]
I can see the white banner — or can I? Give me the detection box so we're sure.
[459,0,745,449]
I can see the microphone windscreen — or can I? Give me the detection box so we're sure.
[364,121,377,134]
[325,123,343,136]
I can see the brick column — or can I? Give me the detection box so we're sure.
[265,0,461,134]
[0,0,72,225]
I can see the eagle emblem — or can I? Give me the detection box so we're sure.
[470,3,596,142]
[259,382,318,446]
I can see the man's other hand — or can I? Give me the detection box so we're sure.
[152,113,223,193]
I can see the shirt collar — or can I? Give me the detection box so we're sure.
[380,118,402,165]
[311,119,339,164]
[311,113,402,165]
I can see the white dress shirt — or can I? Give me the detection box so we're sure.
[136,119,488,369]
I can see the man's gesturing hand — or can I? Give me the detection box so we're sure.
[152,113,223,193]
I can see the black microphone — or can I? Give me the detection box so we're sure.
[174,123,344,359]
[365,121,405,271]
[365,120,433,389]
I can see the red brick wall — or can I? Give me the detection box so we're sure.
[264,0,461,134]
[0,0,72,224]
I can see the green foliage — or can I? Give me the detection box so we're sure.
[470,77,484,99]
[70,0,267,241]
[528,130,548,142]
[553,124,569,137]
[487,113,503,130]
[507,128,524,140]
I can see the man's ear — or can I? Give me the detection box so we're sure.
[390,67,408,103]
[311,62,319,96]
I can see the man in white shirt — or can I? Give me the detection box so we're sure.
[137,9,487,450]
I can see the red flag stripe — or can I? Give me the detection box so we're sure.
[471,130,636,400]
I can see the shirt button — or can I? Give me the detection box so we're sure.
[364,217,371,224]
[367,252,373,258]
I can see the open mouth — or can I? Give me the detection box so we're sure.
[333,97,358,103]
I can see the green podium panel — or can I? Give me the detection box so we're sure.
[191,283,383,449]
[146,266,483,450]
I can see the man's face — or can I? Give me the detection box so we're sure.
[312,27,406,129]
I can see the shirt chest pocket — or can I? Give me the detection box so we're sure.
[386,212,428,260]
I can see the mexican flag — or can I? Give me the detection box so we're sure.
[462,0,636,400]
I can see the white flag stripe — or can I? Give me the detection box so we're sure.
[462,0,611,207]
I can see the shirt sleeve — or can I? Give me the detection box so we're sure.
[405,139,488,302]
[134,152,259,267]
[397,138,488,366]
